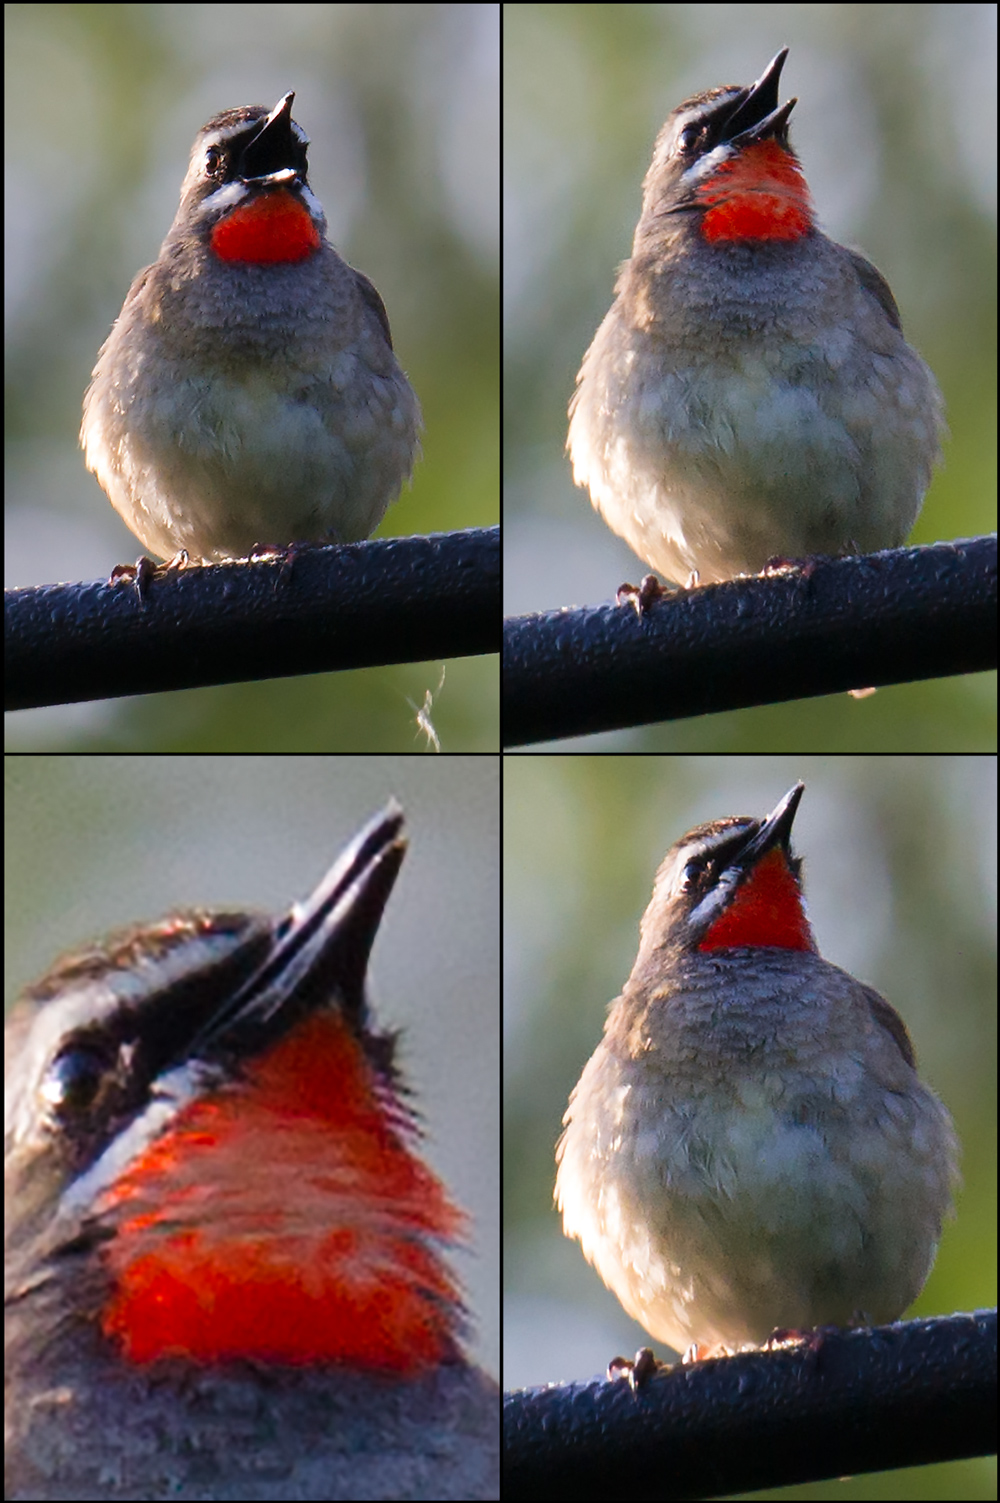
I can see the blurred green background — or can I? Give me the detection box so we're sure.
[4,755,499,1375]
[505,754,996,1498]
[504,5,996,749]
[5,4,499,750]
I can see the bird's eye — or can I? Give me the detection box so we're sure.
[41,1045,112,1119]
[204,147,223,177]
[681,855,709,889]
[677,124,702,154]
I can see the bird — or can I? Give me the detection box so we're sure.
[568,49,944,590]
[556,782,958,1360]
[5,803,498,1500]
[81,92,421,566]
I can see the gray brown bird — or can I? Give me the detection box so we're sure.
[557,782,958,1358]
[5,805,498,1500]
[568,50,944,587]
[81,93,421,564]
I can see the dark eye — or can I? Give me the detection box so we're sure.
[41,1045,112,1119]
[681,856,709,889]
[677,124,702,154]
[204,147,223,177]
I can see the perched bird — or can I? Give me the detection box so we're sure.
[81,93,421,565]
[557,782,958,1358]
[568,50,944,588]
